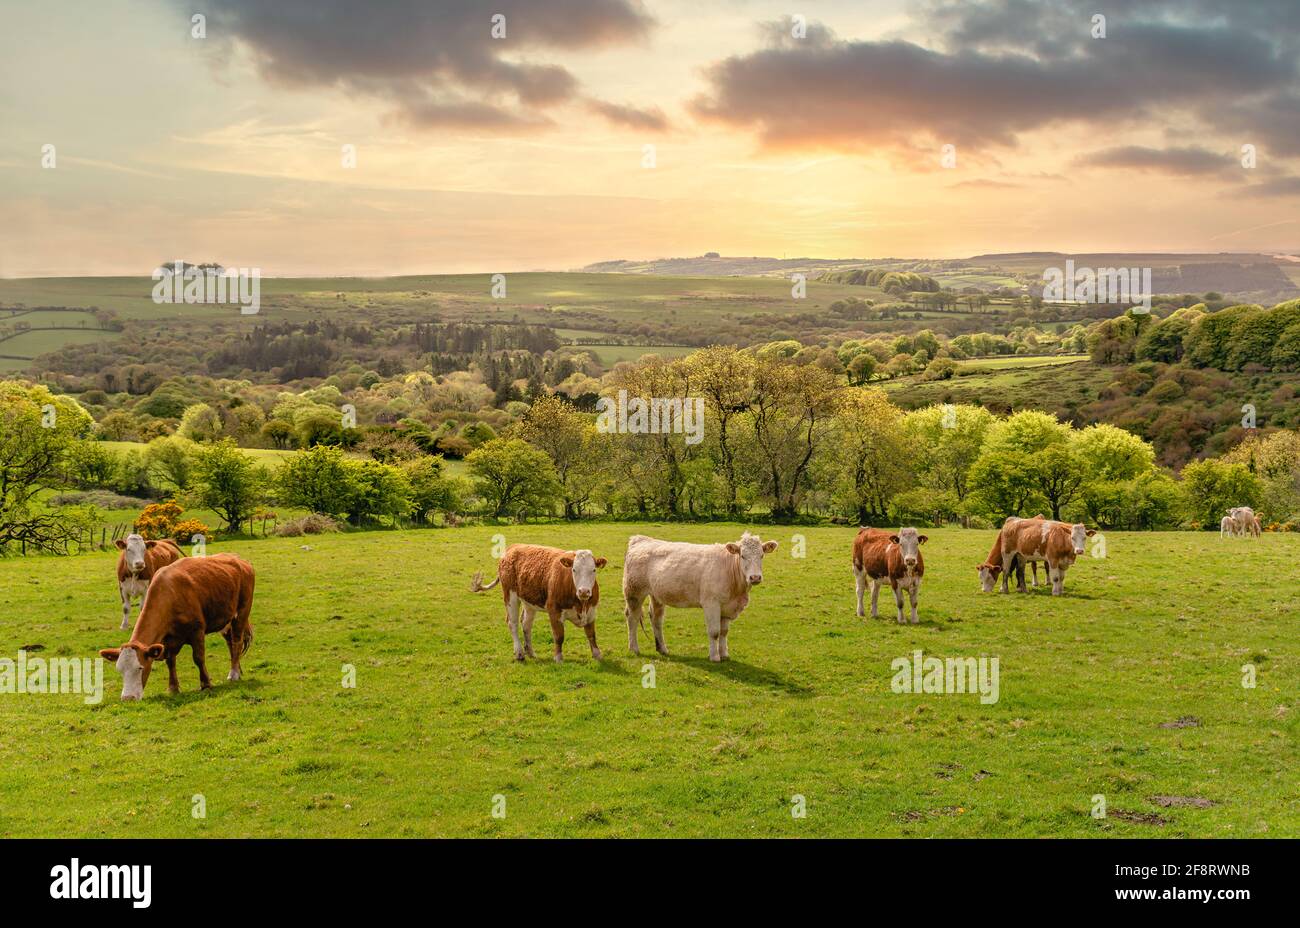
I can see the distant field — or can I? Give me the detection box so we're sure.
[99,441,294,468]
[959,354,1089,372]
[0,524,1294,837]
[0,328,117,371]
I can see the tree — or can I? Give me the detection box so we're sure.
[145,435,199,492]
[513,394,603,518]
[749,360,839,520]
[178,403,224,442]
[903,404,995,501]
[1180,459,1264,527]
[968,450,1042,521]
[685,347,756,515]
[1071,424,1154,483]
[831,388,912,523]
[0,382,93,553]
[345,460,412,525]
[276,446,358,518]
[193,440,264,530]
[466,438,560,519]
[403,456,466,524]
[1034,444,1088,520]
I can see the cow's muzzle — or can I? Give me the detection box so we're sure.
[577,589,592,600]
[904,557,918,568]
[748,575,762,585]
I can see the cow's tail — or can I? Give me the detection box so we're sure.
[241,624,254,658]
[470,570,500,593]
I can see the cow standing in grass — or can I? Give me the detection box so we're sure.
[471,544,607,662]
[988,518,1094,596]
[115,534,183,629]
[622,532,776,662]
[853,527,927,623]
[99,553,255,701]
[977,515,1045,593]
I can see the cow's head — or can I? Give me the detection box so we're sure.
[98,642,165,701]
[726,532,777,586]
[115,534,159,574]
[1069,523,1096,555]
[560,550,606,601]
[977,563,1001,592]
[890,527,927,570]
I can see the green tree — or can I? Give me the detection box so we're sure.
[276,446,358,518]
[145,435,199,492]
[466,438,560,519]
[1179,459,1264,528]
[193,440,264,530]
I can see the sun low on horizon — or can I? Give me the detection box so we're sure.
[2,0,1299,277]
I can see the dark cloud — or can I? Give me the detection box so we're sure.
[586,99,669,132]
[693,2,1300,158]
[194,0,653,129]
[1074,146,1238,176]
[1240,175,1300,198]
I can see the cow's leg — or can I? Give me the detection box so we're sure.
[582,618,601,661]
[190,634,212,690]
[1049,562,1064,596]
[869,577,881,618]
[999,552,1015,593]
[650,597,668,655]
[548,608,566,663]
[718,616,732,661]
[908,580,920,624]
[704,603,723,662]
[506,592,524,661]
[625,595,643,655]
[521,606,537,659]
[225,599,252,681]
[1030,561,1039,588]
[891,581,905,623]
[165,652,180,694]
[120,586,132,630]
[854,567,866,617]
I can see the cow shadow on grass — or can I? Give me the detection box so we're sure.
[666,653,813,697]
[151,678,269,709]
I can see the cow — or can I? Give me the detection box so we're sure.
[99,553,255,701]
[852,527,927,623]
[1220,515,1235,538]
[994,519,1095,596]
[1252,515,1263,537]
[115,534,183,629]
[622,532,777,662]
[977,515,1045,593]
[1227,506,1257,537]
[471,544,607,662]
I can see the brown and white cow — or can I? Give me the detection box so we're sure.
[977,515,1045,593]
[853,527,927,623]
[115,534,183,629]
[99,553,255,700]
[471,544,608,662]
[622,532,776,662]
[988,518,1094,596]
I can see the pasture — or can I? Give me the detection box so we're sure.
[0,524,1295,838]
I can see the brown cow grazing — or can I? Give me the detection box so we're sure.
[471,544,608,662]
[99,554,255,701]
[977,515,1045,593]
[115,534,183,629]
[986,518,1094,596]
[853,527,927,623]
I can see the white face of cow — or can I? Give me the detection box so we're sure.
[978,564,999,592]
[726,533,778,586]
[121,533,148,573]
[100,643,163,701]
[891,527,927,569]
[1070,524,1095,556]
[561,550,606,601]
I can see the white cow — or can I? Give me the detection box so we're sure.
[1220,515,1235,538]
[1227,506,1257,538]
[622,532,777,662]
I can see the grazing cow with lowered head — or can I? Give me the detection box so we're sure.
[977,515,1045,593]
[99,553,254,700]
[622,532,776,662]
[853,527,927,623]
[115,534,183,629]
[471,544,607,662]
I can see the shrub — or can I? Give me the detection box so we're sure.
[134,501,184,539]
[274,513,342,536]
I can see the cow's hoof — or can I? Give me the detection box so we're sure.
[656,647,669,656]
[199,683,212,691]
[120,622,129,630]
[227,670,241,681]
[168,686,180,695]
[855,610,864,618]
[525,648,536,659]
[513,652,525,662]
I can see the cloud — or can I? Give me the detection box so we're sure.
[1073,146,1238,176]
[193,0,654,130]
[691,4,1300,159]
[586,99,669,132]
[1240,175,1300,198]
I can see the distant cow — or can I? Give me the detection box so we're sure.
[471,544,607,662]
[1227,506,1257,538]
[115,534,183,629]
[853,527,927,623]
[977,515,1045,593]
[99,553,255,700]
[622,532,777,662]
[1252,515,1263,537]
[1220,515,1235,538]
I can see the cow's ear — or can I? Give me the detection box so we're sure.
[917,535,928,545]
[889,535,900,544]
[725,543,740,555]
[115,539,127,550]
[143,643,165,659]
[594,557,607,568]
[761,540,778,553]
[99,648,121,662]
[559,555,574,568]
[144,540,158,549]
[1085,529,1096,536]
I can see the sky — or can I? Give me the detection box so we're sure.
[2,0,1299,277]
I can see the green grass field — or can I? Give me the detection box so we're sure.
[0,524,1295,837]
